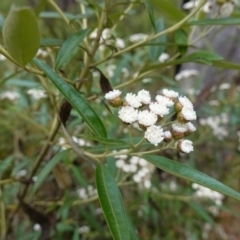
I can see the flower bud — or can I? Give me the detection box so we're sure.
[177,139,194,153]
[105,89,122,108]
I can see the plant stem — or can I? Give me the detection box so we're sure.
[0,188,6,240]
[47,0,76,32]
[91,0,207,67]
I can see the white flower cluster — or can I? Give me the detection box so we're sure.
[183,0,237,17]
[199,113,229,140]
[192,183,224,216]
[175,69,199,81]
[114,152,154,189]
[105,89,197,153]
[105,64,129,79]
[77,185,97,199]
[78,225,90,234]
[0,54,6,61]
[90,28,125,50]
[27,89,47,100]
[129,33,148,43]
[58,136,91,150]
[0,91,20,100]
[36,48,48,58]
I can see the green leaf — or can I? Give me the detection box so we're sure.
[77,207,103,233]
[175,29,188,56]
[3,6,40,66]
[186,18,240,26]
[143,155,240,201]
[96,164,130,240]
[55,29,89,69]
[72,228,80,240]
[185,51,223,62]
[0,14,4,31]
[39,11,75,19]
[148,18,166,62]
[33,58,107,138]
[71,166,88,188]
[149,0,186,23]
[144,0,156,31]
[126,213,139,240]
[32,150,70,194]
[34,0,48,17]
[78,134,130,146]
[212,60,240,70]
[188,202,214,225]
[40,38,64,46]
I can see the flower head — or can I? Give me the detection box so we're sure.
[172,123,188,133]
[125,93,142,108]
[163,131,172,142]
[156,95,174,107]
[220,3,234,17]
[149,102,169,117]
[118,106,138,124]
[162,89,179,99]
[105,89,121,100]
[178,107,197,122]
[158,53,169,62]
[144,125,164,146]
[178,96,194,109]
[137,89,151,104]
[105,89,122,107]
[186,122,196,132]
[138,110,157,127]
[177,139,194,153]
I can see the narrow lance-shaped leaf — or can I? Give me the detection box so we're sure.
[55,29,89,69]
[184,51,223,62]
[33,149,70,194]
[144,0,156,31]
[78,134,130,146]
[149,0,186,23]
[175,29,188,56]
[148,18,166,62]
[33,58,107,138]
[143,155,240,201]
[96,164,130,240]
[186,18,240,26]
[3,6,40,66]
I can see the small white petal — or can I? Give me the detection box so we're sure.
[143,179,152,189]
[116,159,125,168]
[133,174,142,183]
[138,158,148,167]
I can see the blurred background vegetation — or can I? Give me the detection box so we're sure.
[1,0,240,239]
